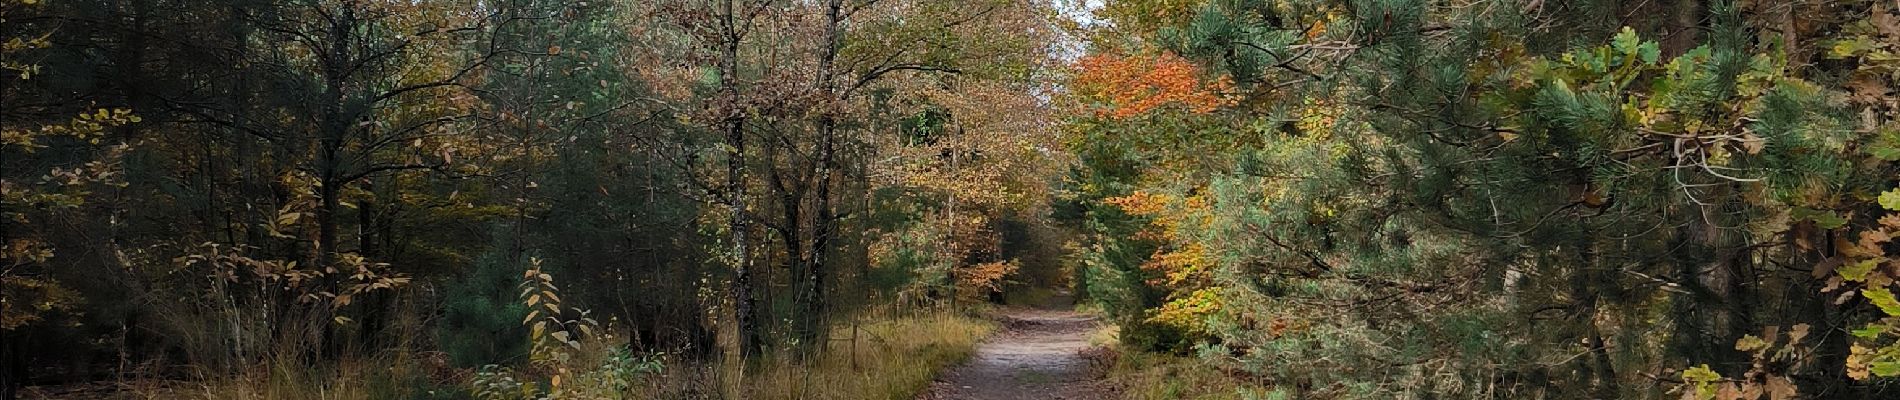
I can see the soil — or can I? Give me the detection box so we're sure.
[917,308,1115,400]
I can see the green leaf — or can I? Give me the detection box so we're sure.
[1735,334,1768,352]
[1874,362,1900,378]
[1871,143,1900,161]
[1613,27,1641,55]
[1681,364,1721,382]
[1868,129,1900,161]
[1879,188,1900,211]
[698,67,722,88]
[1794,207,1850,229]
[1863,287,1900,316]
[1830,37,1879,58]
[1841,259,1882,282]
[1852,325,1886,340]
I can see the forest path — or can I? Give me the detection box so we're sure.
[917,305,1112,400]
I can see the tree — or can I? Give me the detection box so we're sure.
[1062,0,1899,397]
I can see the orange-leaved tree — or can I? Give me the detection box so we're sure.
[1072,52,1235,120]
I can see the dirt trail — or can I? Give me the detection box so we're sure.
[918,308,1112,400]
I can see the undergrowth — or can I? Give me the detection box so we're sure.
[717,311,994,400]
[80,312,989,400]
[62,260,995,400]
[1092,325,1280,400]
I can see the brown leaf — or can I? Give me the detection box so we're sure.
[1871,3,1899,37]
[1736,382,1762,400]
[1715,382,1744,400]
[1860,229,1893,248]
[1835,287,1858,304]
[1839,236,1870,258]
[1739,133,1764,154]
[1815,257,1844,279]
[1583,191,1607,207]
[1844,75,1892,106]
[1766,376,1797,399]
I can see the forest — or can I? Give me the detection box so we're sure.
[2,0,1898,399]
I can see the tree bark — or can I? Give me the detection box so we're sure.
[719,0,762,358]
[798,0,845,352]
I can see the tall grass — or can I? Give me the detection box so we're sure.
[173,352,455,400]
[493,309,995,399]
[718,311,993,400]
[88,312,989,400]
[62,349,456,400]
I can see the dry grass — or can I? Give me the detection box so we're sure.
[37,311,992,400]
[189,353,455,400]
[718,311,995,400]
[27,352,456,400]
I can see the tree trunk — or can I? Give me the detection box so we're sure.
[1,308,20,399]
[773,168,812,350]
[797,0,845,353]
[1673,202,1749,375]
[1797,229,1864,396]
[1572,226,1619,398]
[719,0,762,358]
[311,5,357,359]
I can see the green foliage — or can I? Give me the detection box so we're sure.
[464,261,663,400]
[438,231,531,368]
[1055,135,1186,350]
[1868,288,1900,317]
[1839,186,1900,380]
[1067,0,1900,398]
[1679,364,1723,400]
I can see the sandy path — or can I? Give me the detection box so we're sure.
[917,308,1112,400]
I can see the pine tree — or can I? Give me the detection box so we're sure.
[438,231,531,367]
[1065,0,1898,397]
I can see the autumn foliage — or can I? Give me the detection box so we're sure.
[1103,190,1221,335]
[1072,52,1234,119]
